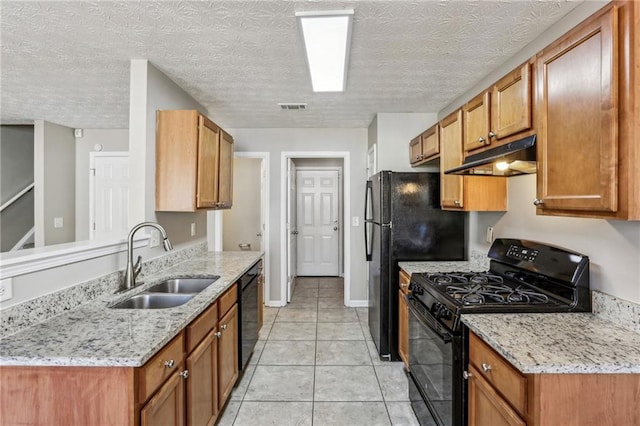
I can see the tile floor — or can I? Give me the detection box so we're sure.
[216,277,420,426]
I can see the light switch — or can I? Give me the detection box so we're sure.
[352,216,360,227]
[54,217,63,228]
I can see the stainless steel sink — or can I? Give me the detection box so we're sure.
[110,293,194,309]
[146,277,219,294]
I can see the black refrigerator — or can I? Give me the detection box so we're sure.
[364,171,467,360]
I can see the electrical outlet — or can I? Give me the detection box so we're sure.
[54,217,63,228]
[486,226,494,243]
[0,278,13,302]
[352,216,360,227]
[149,230,160,248]
[191,223,196,236]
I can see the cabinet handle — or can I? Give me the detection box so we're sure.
[533,199,544,206]
[179,370,189,379]
[478,137,487,144]
[215,331,222,338]
[415,155,420,160]
[454,200,461,206]
[221,324,228,330]
[163,360,175,369]
[463,371,473,380]
[488,131,497,138]
[400,282,408,288]
[481,363,492,372]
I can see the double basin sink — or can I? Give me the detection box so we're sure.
[111,277,219,309]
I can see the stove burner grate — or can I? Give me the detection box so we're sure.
[445,283,550,305]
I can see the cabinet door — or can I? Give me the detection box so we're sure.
[467,365,525,426]
[216,131,234,209]
[398,290,409,370]
[185,330,218,426]
[409,136,423,164]
[536,5,618,213]
[491,63,532,140]
[196,116,221,209]
[141,371,185,426]
[218,304,238,407]
[440,110,464,209]
[421,125,439,159]
[463,92,490,152]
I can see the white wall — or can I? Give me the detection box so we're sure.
[34,120,76,247]
[129,60,208,246]
[438,0,639,304]
[75,129,129,241]
[373,113,439,172]
[229,128,368,303]
[471,176,640,304]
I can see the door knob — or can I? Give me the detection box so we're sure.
[256,232,262,237]
[333,227,338,231]
[292,230,299,235]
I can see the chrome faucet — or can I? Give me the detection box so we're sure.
[122,222,173,291]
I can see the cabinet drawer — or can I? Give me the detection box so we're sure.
[218,283,237,317]
[186,302,218,354]
[399,270,411,295]
[139,332,185,402]
[469,332,527,416]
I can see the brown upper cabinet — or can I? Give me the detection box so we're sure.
[439,110,507,211]
[410,124,440,166]
[463,62,533,154]
[535,1,640,220]
[156,110,234,212]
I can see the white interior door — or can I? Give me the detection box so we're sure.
[222,157,262,251]
[90,152,129,240]
[286,159,297,302]
[296,169,340,276]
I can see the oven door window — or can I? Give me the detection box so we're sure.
[408,300,453,426]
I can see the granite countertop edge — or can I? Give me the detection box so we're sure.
[462,313,640,375]
[0,251,263,368]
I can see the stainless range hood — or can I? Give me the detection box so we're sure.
[444,135,536,176]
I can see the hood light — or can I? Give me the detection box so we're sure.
[495,161,510,171]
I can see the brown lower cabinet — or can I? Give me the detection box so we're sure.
[0,284,240,426]
[468,331,640,426]
[398,270,411,370]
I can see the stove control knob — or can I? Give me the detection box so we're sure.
[413,285,424,296]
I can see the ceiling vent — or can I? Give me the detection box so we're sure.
[278,103,308,111]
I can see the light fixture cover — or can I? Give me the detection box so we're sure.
[296,10,354,92]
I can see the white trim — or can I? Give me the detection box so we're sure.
[215,152,271,307]
[0,236,149,279]
[10,227,35,252]
[33,120,44,248]
[347,299,368,308]
[0,183,34,213]
[280,151,351,307]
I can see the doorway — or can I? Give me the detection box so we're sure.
[89,152,129,241]
[281,151,351,307]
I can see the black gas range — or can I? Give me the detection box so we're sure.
[406,238,591,426]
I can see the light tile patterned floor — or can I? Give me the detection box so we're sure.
[216,277,419,426]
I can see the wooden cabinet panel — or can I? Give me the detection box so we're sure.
[440,110,465,209]
[196,116,221,209]
[491,63,532,139]
[156,110,233,212]
[409,136,423,165]
[398,290,409,370]
[468,365,526,426]
[218,283,237,317]
[185,330,218,426]
[469,332,526,416]
[186,302,218,356]
[536,5,619,213]
[141,371,185,426]
[218,303,239,407]
[463,92,491,152]
[421,126,439,159]
[139,333,185,403]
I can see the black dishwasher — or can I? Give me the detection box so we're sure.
[238,260,261,371]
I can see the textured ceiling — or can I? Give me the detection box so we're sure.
[1,1,582,129]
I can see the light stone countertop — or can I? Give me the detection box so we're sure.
[0,251,262,368]
[398,253,489,276]
[462,313,640,374]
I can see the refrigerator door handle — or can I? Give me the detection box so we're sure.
[364,180,373,261]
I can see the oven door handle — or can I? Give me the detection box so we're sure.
[406,295,452,343]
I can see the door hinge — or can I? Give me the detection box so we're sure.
[90,168,95,176]
[93,223,96,230]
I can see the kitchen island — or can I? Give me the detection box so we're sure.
[0,251,263,426]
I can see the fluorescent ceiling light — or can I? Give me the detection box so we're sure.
[296,10,354,92]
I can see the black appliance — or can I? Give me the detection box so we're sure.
[406,238,591,426]
[364,171,467,361]
[444,135,536,176]
[238,260,261,371]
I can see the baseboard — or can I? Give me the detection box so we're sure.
[347,299,368,308]
[265,300,286,308]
